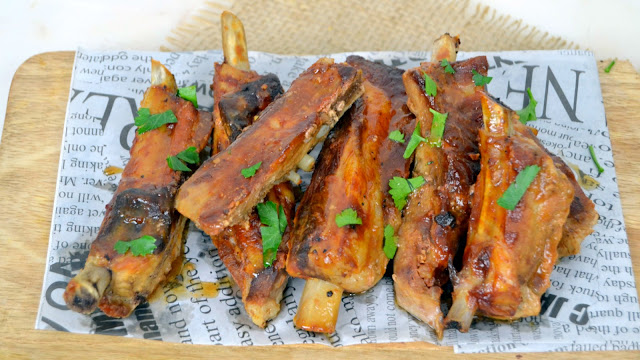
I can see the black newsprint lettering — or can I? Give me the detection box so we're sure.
[45,281,69,310]
[232,321,254,345]
[134,302,162,340]
[540,68,585,123]
[569,303,589,325]
[539,292,569,318]
[82,92,138,131]
[70,88,84,102]
[41,316,70,332]
[202,319,223,344]
[92,312,128,336]
[489,56,525,69]
[341,295,371,344]
[506,65,538,108]
[264,323,284,345]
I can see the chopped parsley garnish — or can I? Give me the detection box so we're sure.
[588,145,604,174]
[403,122,427,159]
[441,59,455,74]
[389,176,426,210]
[496,165,540,210]
[134,108,178,134]
[383,225,398,259]
[604,60,616,73]
[335,208,362,228]
[114,235,157,256]
[388,130,405,144]
[241,162,262,178]
[516,88,538,124]
[427,109,448,147]
[177,85,198,107]
[423,73,437,97]
[257,201,287,268]
[472,69,492,86]
[167,146,199,172]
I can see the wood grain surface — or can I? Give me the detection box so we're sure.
[0,52,638,359]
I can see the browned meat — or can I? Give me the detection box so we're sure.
[63,60,214,318]
[209,60,294,328]
[175,58,364,236]
[393,35,486,338]
[345,55,416,230]
[445,94,574,331]
[286,56,410,333]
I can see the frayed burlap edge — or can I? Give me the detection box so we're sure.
[162,0,576,54]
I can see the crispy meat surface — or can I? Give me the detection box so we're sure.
[176,58,364,236]
[63,61,213,318]
[393,45,486,337]
[445,95,574,331]
[208,62,292,327]
[286,60,395,293]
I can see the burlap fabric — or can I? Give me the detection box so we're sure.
[162,0,575,54]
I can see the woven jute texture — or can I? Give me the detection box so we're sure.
[163,0,576,54]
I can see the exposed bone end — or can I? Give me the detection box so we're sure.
[444,291,476,333]
[150,59,178,92]
[63,264,111,314]
[432,33,460,63]
[297,154,315,172]
[221,11,250,71]
[294,278,343,333]
[286,170,302,185]
[481,95,511,137]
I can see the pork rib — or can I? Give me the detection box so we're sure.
[63,60,213,317]
[175,58,364,236]
[393,35,485,338]
[445,94,574,331]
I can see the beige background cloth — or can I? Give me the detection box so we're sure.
[163,0,575,54]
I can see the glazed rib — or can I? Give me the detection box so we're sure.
[345,56,417,230]
[445,95,574,331]
[63,60,213,317]
[205,11,294,327]
[287,56,408,333]
[393,35,485,338]
[175,58,364,236]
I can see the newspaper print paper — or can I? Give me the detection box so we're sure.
[35,49,640,353]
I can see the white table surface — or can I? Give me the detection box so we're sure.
[1,0,638,142]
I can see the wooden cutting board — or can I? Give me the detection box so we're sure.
[0,52,639,359]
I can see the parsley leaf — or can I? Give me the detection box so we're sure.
[176,146,199,164]
[257,201,288,268]
[383,225,398,259]
[166,146,200,172]
[114,235,157,256]
[177,85,198,107]
[403,122,427,159]
[472,69,492,86]
[167,156,191,171]
[588,145,605,174]
[241,162,262,178]
[135,108,178,134]
[388,176,426,210]
[335,208,362,228]
[441,59,455,74]
[388,130,405,143]
[423,73,437,97]
[427,109,448,147]
[516,88,538,124]
[604,60,616,73]
[496,165,540,210]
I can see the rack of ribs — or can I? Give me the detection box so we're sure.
[393,34,486,338]
[445,94,575,331]
[205,11,294,327]
[286,55,414,333]
[175,59,364,236]
[63,60,214,317]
